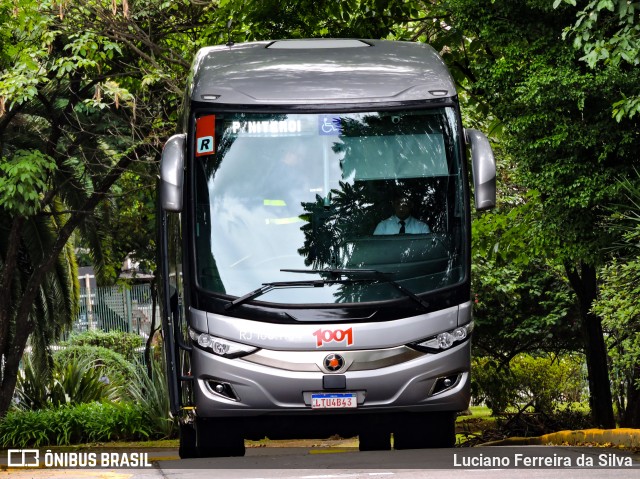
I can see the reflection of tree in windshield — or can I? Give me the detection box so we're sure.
[297,182,390,304]
[298,181,374,269]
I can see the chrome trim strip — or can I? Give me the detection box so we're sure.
[240,346,425,373]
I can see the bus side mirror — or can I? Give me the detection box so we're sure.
[465,129,496,211]
[160,133,186,212]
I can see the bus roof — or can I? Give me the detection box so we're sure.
[188,39,457,106]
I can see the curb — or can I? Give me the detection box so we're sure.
[481,428,640,447]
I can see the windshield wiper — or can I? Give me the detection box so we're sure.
[281,268,430,311]
[224,277,375,311]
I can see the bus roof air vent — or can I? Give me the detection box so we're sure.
[267,39,371,49]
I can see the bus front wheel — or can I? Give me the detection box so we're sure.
[178,423,198,459]
[196,417,246,457]
[359,430,391,451]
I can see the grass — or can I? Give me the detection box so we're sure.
[0,438,180,453]
[456,405,497,445]
[457,405,492,420]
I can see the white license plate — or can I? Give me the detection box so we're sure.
[311,393,357,409]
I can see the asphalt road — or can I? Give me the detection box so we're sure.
[2,445,639,479]
[156,446,640,478]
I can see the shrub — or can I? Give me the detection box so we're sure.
[510,353,585,412]
[472,353,587,415]
[64,330,144,361]
[0,402,151,447]
[125,359,177,439]
[471,357,517,414]
[53,345,137,385]
[15,355,118,411]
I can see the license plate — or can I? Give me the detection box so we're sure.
[311,392,357,409]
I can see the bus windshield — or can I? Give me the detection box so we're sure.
[193,108,467,305]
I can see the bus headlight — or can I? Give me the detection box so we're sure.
[188,328,258,358]
[412,322,473,353]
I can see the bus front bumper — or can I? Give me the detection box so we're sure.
[191,340,470,418]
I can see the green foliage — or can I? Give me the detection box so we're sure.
[95,170,157,281]
[445,0,638,426]
[593,259,640,408]
[471,251,580,361]
[559,0,639,68]
[48,358,119,406]
[53,344,137,385]
[448,0,640,266]
[125,359,176,439]
[64,330,143,361]
[470,358,518,415]
[14,355,117,411]
[557,0,640,120]
[471,191,580,361]
[12,353,178,443]
[217,0,423,42]
[0,401,151,448]
[472,354,587,415]
[510,354,586,413]
[0,150,57,216]
[8,356,176,445]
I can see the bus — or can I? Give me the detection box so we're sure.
[158,39,495,458]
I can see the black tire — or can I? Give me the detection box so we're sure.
[178,423,198,459]
[393,412,456,449]
[359,414,391,451]
[196,417,246,457]
[359,430,391,451]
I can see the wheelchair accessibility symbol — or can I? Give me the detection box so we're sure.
[319,115,341,135]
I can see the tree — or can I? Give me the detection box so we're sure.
[216,0,424,42]
[0,0,223,418]
[591,174,640,427]
[557,0,640,121]
[0,160,80,390]
[431,0,640,427]
[468,136,581,364]
[593,259,640,426]
[472,226,581,364]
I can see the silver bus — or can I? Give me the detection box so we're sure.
[158,39,495,457]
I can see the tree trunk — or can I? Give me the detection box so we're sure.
[621,365,640,427]
[565,262,616,429]
[0,326,33,416]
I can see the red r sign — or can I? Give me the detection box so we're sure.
[195,115,215,157]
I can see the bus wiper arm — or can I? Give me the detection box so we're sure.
[281,268,430,311]
[225,280,327,311]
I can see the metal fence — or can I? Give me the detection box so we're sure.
[74,283,157,339]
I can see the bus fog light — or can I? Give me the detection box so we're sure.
[431,374,461,395]
[206,380,239,401]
